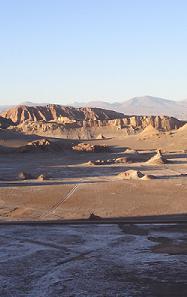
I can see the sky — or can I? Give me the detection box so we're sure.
[0,0,187,105]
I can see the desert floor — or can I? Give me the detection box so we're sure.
[0,132,187,221]
[0,223,187,297]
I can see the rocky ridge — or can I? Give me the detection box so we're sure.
[1,104,186,139]
[1,104,124,125]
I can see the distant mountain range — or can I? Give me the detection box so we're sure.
[74,96,187,120]
[0,101,49,113]
[0,96,187,119]
[0,105,11,113]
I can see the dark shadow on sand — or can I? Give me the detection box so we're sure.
[0,213,187,225]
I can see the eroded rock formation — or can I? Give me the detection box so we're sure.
[19,138,62,153]
[72,143,110,153]
[118,170,156,180]
[1,105,124,125]
[1,104,186,139]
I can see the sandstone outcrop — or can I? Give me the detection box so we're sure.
[1,104,124,125]
[1,104,185,130]
[147,149,169,165]
[2,104,186,140]
[19,138,61,153]
[73,143,110,153]
[118,170,156,180]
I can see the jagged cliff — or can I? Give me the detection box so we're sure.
[1,104,124,124]
[9,116,185,139]
[1,104,185,139]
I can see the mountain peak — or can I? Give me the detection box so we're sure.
[72,96,187,120]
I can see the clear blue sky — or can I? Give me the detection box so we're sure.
[0,0,187,105]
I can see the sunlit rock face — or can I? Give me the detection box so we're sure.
[1,104,125,125]
[1,104,185,139]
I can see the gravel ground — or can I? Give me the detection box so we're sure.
[0,223,187,297]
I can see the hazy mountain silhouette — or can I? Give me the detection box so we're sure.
[0,105,12,113]
[0,101,49,113]
[74,96,187,120]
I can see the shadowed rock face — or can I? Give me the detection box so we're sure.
[0,116,14,129]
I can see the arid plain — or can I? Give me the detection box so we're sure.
[0,104,187,221]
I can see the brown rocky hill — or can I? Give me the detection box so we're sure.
[8,115,185,140]
[1,104,186,139]
[1,104,125,125]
